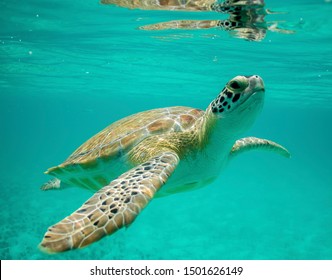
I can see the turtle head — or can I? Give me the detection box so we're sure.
[208,75,265,135]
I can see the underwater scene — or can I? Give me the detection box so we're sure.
[1,0,332,260]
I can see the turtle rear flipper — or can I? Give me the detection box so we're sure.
[39,151,179,253]
[40,178,61,191]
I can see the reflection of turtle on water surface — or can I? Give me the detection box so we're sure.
[140,7,270,41]
[102,0,294,41]
[101,0,264,12]
[39,75,290,253]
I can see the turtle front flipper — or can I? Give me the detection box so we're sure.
[39,151,179,253]
[230,137,291,159]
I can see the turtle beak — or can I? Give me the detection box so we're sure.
[250,75,265,93]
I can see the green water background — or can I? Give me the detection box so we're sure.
[1,0,332,259]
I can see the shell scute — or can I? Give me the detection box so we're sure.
[120,130,147,149]
[179,114,195,129]
[147,118,175,133]
[99,142,121,158]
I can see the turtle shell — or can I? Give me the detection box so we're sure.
[46,106,204,190]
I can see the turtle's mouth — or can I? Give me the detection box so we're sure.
[238,89,265,113]
[249,88,265,100]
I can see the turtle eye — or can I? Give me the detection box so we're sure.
[227,77,249,91]
[229,81,241,89]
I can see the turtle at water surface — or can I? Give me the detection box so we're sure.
[39,75,290,253]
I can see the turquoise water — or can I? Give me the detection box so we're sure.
[1,0,332,260]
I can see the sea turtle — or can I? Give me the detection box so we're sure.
[39,75,290,253]
[101,0,265,12]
